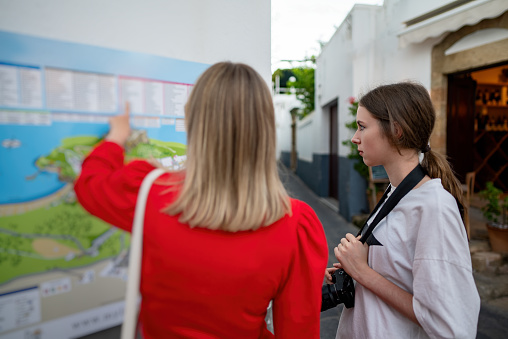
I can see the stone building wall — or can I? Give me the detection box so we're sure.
[431,12,508,154]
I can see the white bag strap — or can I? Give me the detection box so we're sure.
[121,168,166,339]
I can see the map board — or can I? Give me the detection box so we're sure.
[0,31,209,339]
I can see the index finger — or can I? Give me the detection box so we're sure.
[124,101,131,116]
[345,233,357,242]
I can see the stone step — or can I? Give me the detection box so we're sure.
[471,251,504,273]
[474,272,508,301]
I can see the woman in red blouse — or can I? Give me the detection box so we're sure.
[74,62,328,338]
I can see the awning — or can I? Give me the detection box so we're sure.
[398,0,508,48]
[444,28,508,55]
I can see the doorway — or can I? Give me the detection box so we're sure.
[447,63,508,191]
[431,11,508,193]
[447,73,476,182]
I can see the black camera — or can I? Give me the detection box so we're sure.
[321,269,355,312]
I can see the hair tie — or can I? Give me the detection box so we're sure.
[422,144,431,153]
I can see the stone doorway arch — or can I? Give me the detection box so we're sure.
[431,11,508,155]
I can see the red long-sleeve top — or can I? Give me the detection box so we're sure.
[74,141,328,339]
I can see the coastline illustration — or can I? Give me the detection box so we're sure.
[0,130,186,286]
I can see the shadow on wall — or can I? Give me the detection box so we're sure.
[339,157,369,221]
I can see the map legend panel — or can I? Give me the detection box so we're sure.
[0,287,41,334]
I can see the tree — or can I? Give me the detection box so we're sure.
[286,67,315,119]
[272,62,316,171]
[272,56,316,120]
[271,69,295,88]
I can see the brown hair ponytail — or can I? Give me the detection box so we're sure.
[421,149,466,219]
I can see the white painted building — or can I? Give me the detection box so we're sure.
[274,91,301,163]
[278,0,508,220]
[0,0,271,84]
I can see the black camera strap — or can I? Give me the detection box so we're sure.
[320,164,427,312]
[358,164,426,244]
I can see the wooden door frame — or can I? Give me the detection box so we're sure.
[431,11,508,155]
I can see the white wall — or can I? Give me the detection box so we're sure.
[351,5,380,95]
[315,13,354,158]
[274,93,301,158]
[315,1,446,158]
[374,1,441,89]
[390,0,458,24]
[0,0,271,84]
[273,93,316,162]
[296,114,314,162]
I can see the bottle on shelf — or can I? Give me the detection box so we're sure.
[477,107,489,131]
[489,90,496,105]
[494,89,501,105]
[476,90,482,105]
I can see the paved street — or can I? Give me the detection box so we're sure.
[277,164,355,339]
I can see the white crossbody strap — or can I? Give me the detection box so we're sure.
[121,168,166,339]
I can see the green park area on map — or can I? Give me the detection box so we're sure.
[0,133,186,285]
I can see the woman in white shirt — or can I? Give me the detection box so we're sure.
[327,82,480,338]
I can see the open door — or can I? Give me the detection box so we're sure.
[447,74,476,182]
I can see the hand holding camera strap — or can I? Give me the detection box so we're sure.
[358,164,426,243]
[320,164,427,312]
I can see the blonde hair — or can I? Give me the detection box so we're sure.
[164,62,291,232]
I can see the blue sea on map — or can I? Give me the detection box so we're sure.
[0,120,185,204]
[0,122,106,204]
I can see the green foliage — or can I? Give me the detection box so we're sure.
[272,59,315,120]
[35,136,187,182]
[0,205,126,285]
[35,136,99,181]
[271,69,295,88]
[129,140,186,159]
[479,182,508,226]
[286,67,315,119]
[341,99,369,180]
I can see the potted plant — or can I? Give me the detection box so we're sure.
[478,181,508,253]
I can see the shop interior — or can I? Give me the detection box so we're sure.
[471,64,508,192]
[447,63,508,193]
